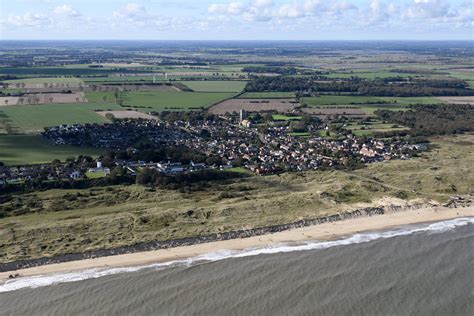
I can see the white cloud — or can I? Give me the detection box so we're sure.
[208,2,245,15]
[2,0,471,39]
[5,12,51,28]
[208,0,355,21]
[113,3,149,20]
[253,0,273,8]
[303,0,322,12]
[53,4,81,17]
[404,0,451,19]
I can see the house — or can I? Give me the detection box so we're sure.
[70,171,83,179]
[88,161,111,175]
[241,119,252,128]
[157,162,185,174]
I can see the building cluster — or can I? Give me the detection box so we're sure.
[36,118,424,179]
[43,120,190,149]
[0,161,91,185]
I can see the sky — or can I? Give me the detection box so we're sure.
[0,0,472,40]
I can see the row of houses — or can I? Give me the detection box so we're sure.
[38,117,425,179]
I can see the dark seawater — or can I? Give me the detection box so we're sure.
[1,218,473,316]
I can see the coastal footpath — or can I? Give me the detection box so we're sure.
[0,198,472,278]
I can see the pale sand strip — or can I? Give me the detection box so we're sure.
[1,206,472,280]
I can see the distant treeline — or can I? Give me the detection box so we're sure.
[243,66,322,76]
[375,104,474,136]
[0,67,138,76]
[245,76,474,97]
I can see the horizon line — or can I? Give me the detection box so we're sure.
[1,39,473,42]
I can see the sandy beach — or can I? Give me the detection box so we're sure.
[1,205,472,280]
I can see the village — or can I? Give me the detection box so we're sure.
[0,112,425,185]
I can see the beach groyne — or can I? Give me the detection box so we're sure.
[0,201,464,273]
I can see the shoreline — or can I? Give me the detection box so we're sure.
[1,205,472,280]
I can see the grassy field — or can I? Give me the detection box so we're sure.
[83,76,160,83]
[87,91,235,111]
[303,96,440,106]
[0,103,120,133]
[325,71,421,79]
[4,77,84,85]
[0,134,102,165]
[86,171,108,179]
[346,122,409,136]
[239,92,296,98]
[180,81,246,92]
[289,132,311,137]
[379,97,443,105]
[272,114,302,121]
[1,134,472,262]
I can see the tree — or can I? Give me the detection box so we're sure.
[105,113,116,121]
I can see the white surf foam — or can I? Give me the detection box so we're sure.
[1,217,473,293]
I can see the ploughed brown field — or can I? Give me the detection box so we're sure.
[0,92,87,106]
[209,98,299,114]
[5,82,84,89]
[96,110,158,120]
[437,96,474,105]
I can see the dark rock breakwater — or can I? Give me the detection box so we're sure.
[0,202,438,273]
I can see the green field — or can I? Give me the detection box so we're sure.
[289,132,311,137]
[239,92,296,98]
[325,71,420,79]
[448,72,473,81]
[272,114,302,121]
[303,96,440,106]
[4,77,84,85]
[180,81,246,92]
[379,97,442,105]
[346,122,409,136]
[87,91,235,111]
[0,103,120,133]
[302,96,443,115]
[86,171,108,179]
[82,76,160,83]
[0,134,102,165]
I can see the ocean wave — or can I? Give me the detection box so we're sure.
[1,217,473,293]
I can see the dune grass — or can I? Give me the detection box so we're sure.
[1,134,472,262]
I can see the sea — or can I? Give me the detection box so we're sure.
[0,217,473,315]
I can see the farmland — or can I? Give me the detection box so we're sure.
[239,92,296,98]
[91,91,235,112]
[345,121,409,136]
[302,96,441,106]
[272,114,302,121]
[209,98,299,114]
[180,81,246,92]
[0,92,87,105]
[325,70,422,79]
[3,77,84,86]
[0,103,118,133]
[0,134,102,165]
